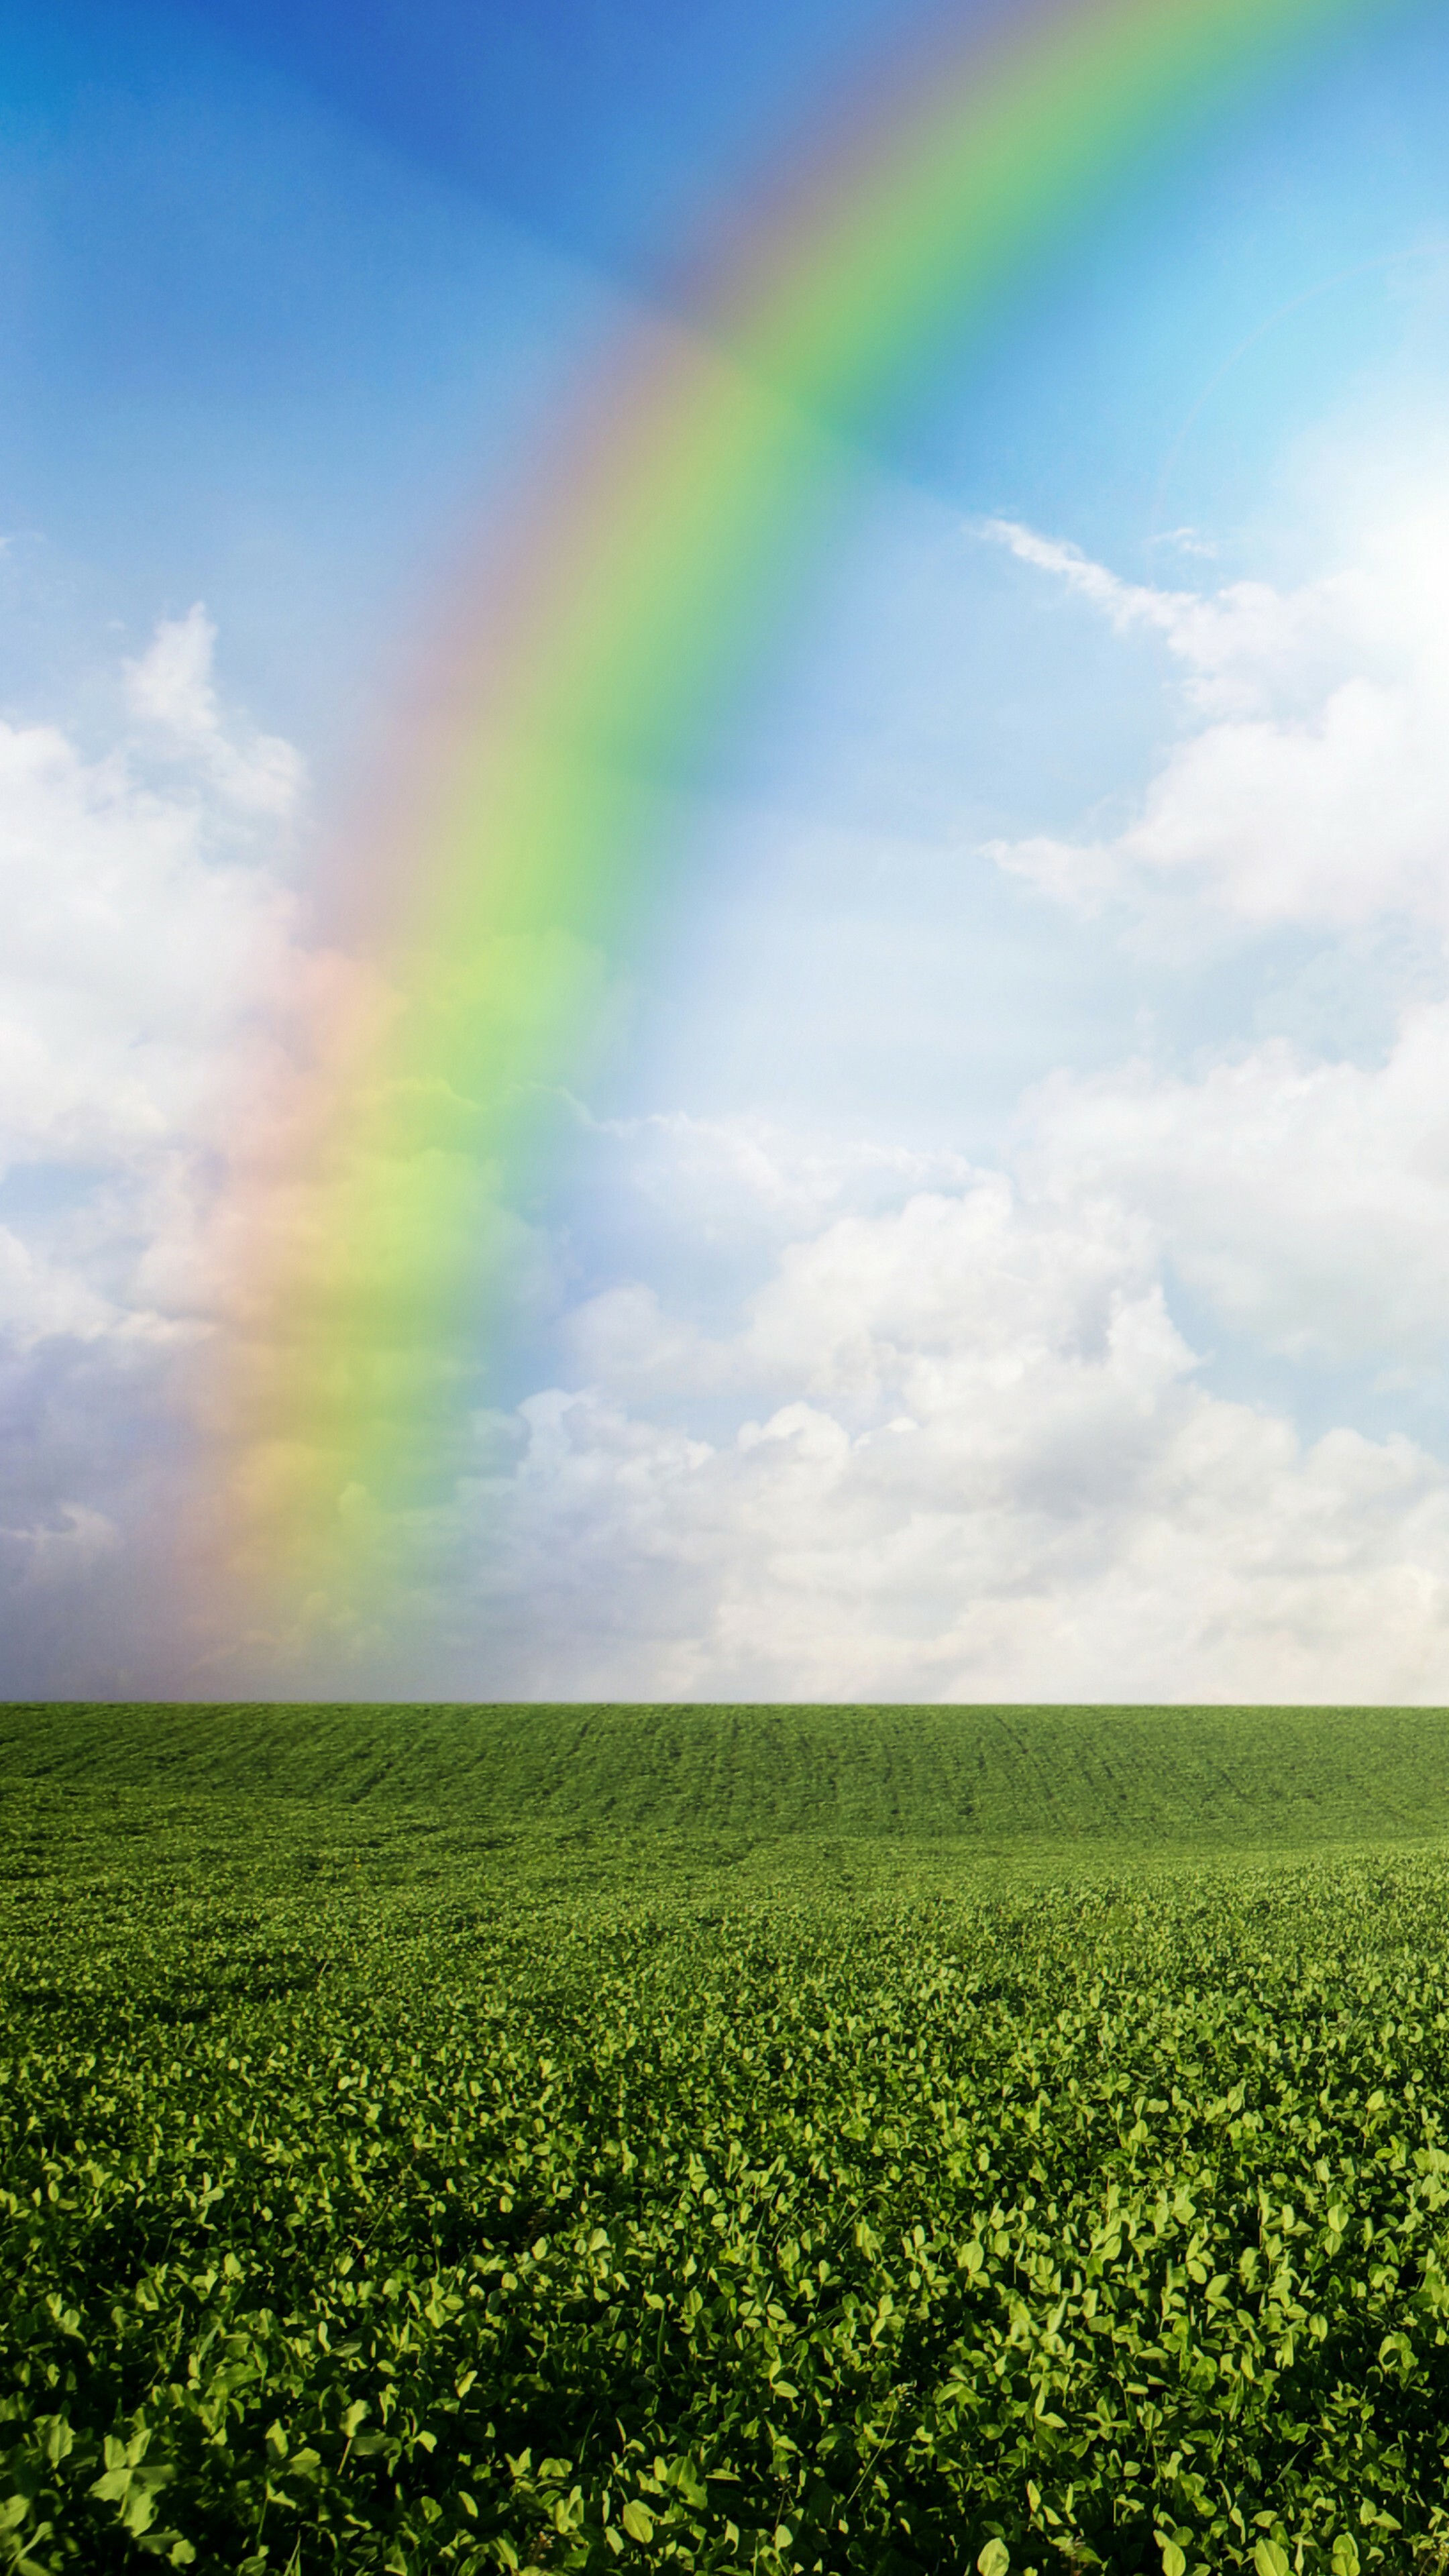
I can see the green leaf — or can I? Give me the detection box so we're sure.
[121,2485,160,2538]
[39,2416,73,2468]
[621,2500,654,2545]
[1254,2545,1291,2576]
[978,2542,1010,2576]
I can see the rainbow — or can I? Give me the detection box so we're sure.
[217,0,1384,1648]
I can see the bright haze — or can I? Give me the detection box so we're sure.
[7,0,1449,1701]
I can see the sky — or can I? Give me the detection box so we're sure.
[9,0,1449,1697]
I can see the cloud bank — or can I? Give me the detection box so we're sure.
[455,1136,1449,1705]
[13,502,1449,1702]
[445,504,1449,1703]
[0,612,309,1686]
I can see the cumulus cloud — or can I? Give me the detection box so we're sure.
[18,535,1449,1705]
[1022,1009,1449,1371]
[464,1163,1449,1704]
[0,718,301,1189]
[481,889,1449,1702]
[0,613,314,1685]
[983,506,1449,927]
[0,1224,129,1348]
[124,605,304,816]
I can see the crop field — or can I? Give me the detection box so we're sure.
[7,1710,1449,2574]
[8,1699,1449,1854]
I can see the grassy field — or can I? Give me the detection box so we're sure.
[7,1705,1449,2575]
[7,1699,1449,1855]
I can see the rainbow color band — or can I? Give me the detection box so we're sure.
[218,0,1383,1644]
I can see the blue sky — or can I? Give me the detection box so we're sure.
[2,0,1443,749]
[9,0,1449,1695]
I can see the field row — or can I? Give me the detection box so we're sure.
[5,1790,1449,2570]
[7,1700,1449,1853]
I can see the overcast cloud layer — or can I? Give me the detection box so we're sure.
[9,478,1449,1699]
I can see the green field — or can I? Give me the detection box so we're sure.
[7,1698,1449,1856]
[7,1704,1449,2575]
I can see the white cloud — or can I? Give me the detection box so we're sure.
[0,712,302,1187]
[125,604,304,816]
[20,551,1449,1706]
[0,614,319,1681]
[1023,1007,1449,1371]
[457,1162,1449,1705]
[582,1105,976,1228]
[566,1283,724,1401]
[983,506,1449,928]
[0,1222,135,1347]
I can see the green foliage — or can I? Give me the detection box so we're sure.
[8,1749,1449,2568]
[7,1697,1449,1857]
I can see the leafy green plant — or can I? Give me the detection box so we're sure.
[7,1755,1449,2568]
